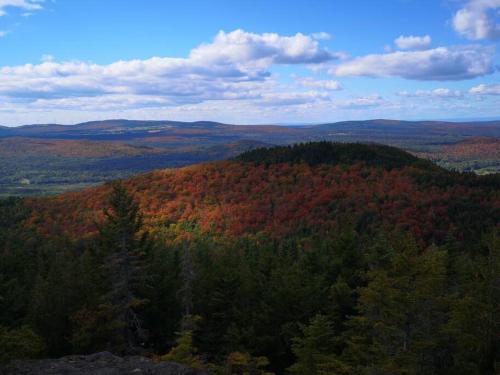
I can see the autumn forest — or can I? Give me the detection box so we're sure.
[0,142,499,374]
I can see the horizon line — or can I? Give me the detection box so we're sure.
[2,116,500,128]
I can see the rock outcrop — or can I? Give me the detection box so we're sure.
[0,351,209,374]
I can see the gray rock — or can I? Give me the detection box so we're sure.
[0,352,209,375]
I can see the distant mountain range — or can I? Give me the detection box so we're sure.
[2,119,500,143]
[1,119,499,196]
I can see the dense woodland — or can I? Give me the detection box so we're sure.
[1,142,499,374]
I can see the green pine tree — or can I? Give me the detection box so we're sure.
[447,230,500,374]
[95,181,150,353]
[288,314,348,375]
[342,237,450,375]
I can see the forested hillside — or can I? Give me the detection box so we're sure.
[2,119,499,197]
[417,137,500,174]
[1,142,499,374]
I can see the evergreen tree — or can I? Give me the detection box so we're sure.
[341,238,450,375]
[70,246,115,354]
[179,240,195,331]
[159,240,203,368]
[288,314,347,375]
[0,198,36,328]
[447,230,500,374]
[141,236,182,352]
[96,181,150,353]
[29,248,79,356]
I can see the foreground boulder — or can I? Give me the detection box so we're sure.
[0,351,209,375]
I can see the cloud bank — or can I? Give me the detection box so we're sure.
[397,88,463,98]
[330,45,494,81]
[0,22,498,124]
[0,29,339,109]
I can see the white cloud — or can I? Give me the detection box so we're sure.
[2,25,497,124]
[330,45,494,81]
[0,30,340,121]
[397,88,463,98]
[0,0,43,16]
[259,91,331,106]
[30,95,177,111]
[312,32,331,40]
[335,95,386,109]
[453,0,500,40]
[189,29,337,69]
[394,35,431,50]
[2,90,496,126]
[295,76,342,90]
[0,29,339,113]
[469,83,500,94]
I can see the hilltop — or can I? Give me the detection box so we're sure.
[26,142,498,243]
[236,141,434,169]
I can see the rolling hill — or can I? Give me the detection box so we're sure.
[1,119,499,196]
[417,137,500,174]
[0,137,162,158]
[2,119,500,142]
[26,142,498,244]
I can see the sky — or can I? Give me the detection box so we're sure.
[0,0,499,126]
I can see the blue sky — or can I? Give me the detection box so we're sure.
[0,0,499,125]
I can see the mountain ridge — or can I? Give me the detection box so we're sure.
[2,119,499,145]
[3,118,500,133]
